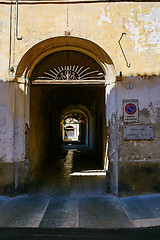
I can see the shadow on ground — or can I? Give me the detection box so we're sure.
[0,227,160,240]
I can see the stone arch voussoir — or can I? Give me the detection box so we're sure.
[16,36,116,84]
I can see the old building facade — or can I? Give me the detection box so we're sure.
[1,0,160,196]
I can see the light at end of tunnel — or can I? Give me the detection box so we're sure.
[70,171,106,176]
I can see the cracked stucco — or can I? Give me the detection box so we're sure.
[97,4,160,54]
[125,6,160,53]
[97,6,111,26]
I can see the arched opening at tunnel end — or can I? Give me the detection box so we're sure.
[61,110,88,145]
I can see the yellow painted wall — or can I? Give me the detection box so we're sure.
[0,2,160,81]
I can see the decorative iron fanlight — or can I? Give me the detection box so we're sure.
[38,65,104,81]
[30,50,105,81]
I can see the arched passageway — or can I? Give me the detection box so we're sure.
[30,83,106,182]
[16,36,117,195]
[29,49,107,191]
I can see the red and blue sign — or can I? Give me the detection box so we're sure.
[125,103,136,115]
[123,99,138,122]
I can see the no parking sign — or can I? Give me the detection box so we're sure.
[123,99,139,122]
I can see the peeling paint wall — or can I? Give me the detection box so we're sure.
[0,5,10,80]
[126,6,160,54]
[117,76,160,162]
[1,1,160,195]
[1,2,160,81]
[0,82,14,163]
[0,81,28,194]
[117,76,160,195]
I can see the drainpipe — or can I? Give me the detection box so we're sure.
[16,0,23,40]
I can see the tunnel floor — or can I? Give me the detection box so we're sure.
[31,145,106,197]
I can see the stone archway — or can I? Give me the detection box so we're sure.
[16,36,118,195]
[16,36,116,85]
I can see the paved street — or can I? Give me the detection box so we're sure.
[0,147,160,238]
[1,191,160,228]
[0,193,160,239]
[0,185,132,228]
[1,147,160,228]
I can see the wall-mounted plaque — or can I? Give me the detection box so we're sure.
[123,99,139,123]
[123,125,153,140]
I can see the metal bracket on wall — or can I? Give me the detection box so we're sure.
[118,33,130,68]
[16,0,23,40]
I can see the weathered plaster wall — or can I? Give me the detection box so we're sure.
[1,2,159,82]
[0,5,10,80]
[106,84,118,195]
[1,2,160,81]
[0,82,14,163]
[0,81,28,194]
[0,81,14,193]
[117,76,160,195]
[118,76,160,161]
[1,1,160,195]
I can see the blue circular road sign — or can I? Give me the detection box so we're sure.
[125,103,136,115]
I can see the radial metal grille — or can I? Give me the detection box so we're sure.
[30,50,105,81]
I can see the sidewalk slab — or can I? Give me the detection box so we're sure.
[0,193,160,229]
[120,196,155,220]
[138,194,160,218]
[39,197,78,228]
[0,194,50,227]
[78,195,133,228]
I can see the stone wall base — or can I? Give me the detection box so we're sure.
[118,161,160,196]
[0,161,29,196]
